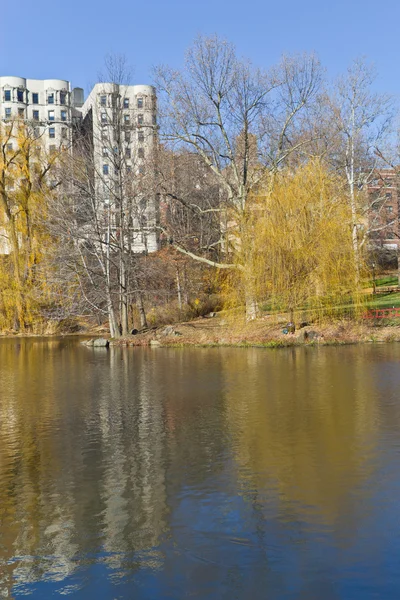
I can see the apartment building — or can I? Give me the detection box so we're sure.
[81,83,158,253]
[0,76,159,254]
[367,170,400,249]
[0,76,83,152]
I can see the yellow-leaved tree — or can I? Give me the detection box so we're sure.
[224,158,364,321]
[0,119,62,331]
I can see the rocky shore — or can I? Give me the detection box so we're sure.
[108,314,400,348]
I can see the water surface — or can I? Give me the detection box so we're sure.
[1,339,400,598]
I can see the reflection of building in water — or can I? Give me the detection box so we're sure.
[222,348,380,528]
[98,348,168,571]
[0,342,169,595]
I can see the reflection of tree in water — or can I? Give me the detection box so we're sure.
[159,349,229,490]
[1,342,400,596]
[223,347,381,529]
[0,341,170,594]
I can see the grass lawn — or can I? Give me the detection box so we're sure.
[366,292,400,309]
[258,273,400,320]
[374,275,399,287]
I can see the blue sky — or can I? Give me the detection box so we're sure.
[1,0,399,97]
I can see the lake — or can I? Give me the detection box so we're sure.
[1,339,400,598]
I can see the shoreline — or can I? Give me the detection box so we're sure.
[3,315,400,348]
[108,317,400,349]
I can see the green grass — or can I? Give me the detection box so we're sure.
[256,272,400,320]
[366,292,400,309]
[375,275,399,287]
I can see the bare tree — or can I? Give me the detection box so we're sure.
[328,58,394,279]
[51,56,158,336]
[154,35,323,317]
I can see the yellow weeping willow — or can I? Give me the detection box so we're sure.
[224,158,365,320]
[0,120,60,331]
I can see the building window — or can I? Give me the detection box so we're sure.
[125,148,131,158]
[103,164,109,175]
[138,114,144,125]
[17,89,24,102]
[6,143,13,152]
[124,114,130,124]
[4,89,11,101]
[138,165,145,174]
[138,131,144,142]
[137,97,143,109]
[387,206,393,212]
[5,107,11,119]
[152,114,157,125]
[47,93,54,104]
[33,127,40,138]
[49,127,55,138]
[32,93,39,104]
[49,145,57,155]
[48,110,55,121]
[18,108,24,118]
[126,165,132,173]
[100,95,107,106]
[33,110,39,121]
[60,92,67,104]
[103,147,108,156]
[138,147,144,158]
[61,110,67,121]
[386,192,392,199]
[61,127,68,139]
[125,131,131,142]
[101,112,107,123]
[123,98,129,108]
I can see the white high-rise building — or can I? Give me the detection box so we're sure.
[0,76,83,152]
[81,83,158,253]
[0,76,84,254]
[0,76,159,255]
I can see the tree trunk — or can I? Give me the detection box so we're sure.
[245,292,259,321]
[176,267,183,311]
[119,252,129,336]
[7,218,25,330]
[136,291,148,329]
[107,290,119,338]
[398,245,400,287]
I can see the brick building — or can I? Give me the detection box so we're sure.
[367,170,400,249]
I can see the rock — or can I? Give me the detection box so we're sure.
[92,338,109,347]
[162,325,175,336]
[298,329,320,342]
[150,339,162,347]
[160,325,182,337]
[81,339,94,346]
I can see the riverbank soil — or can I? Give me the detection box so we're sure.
[111,313,400,347]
